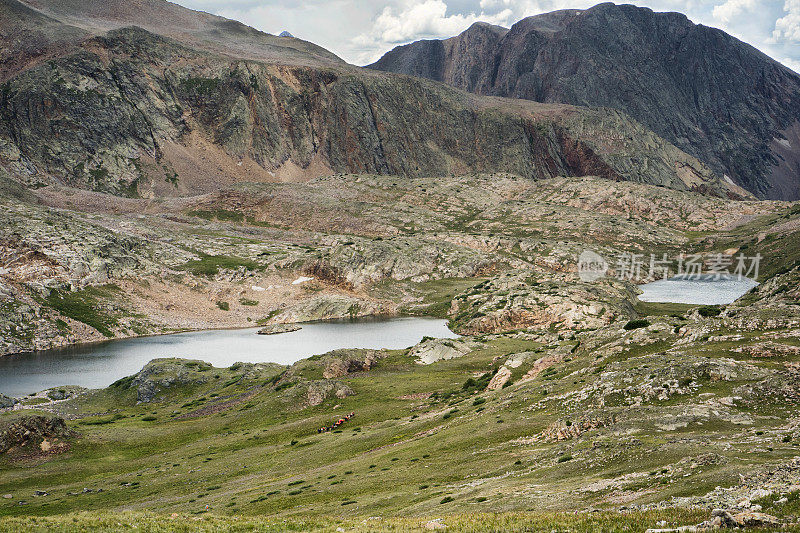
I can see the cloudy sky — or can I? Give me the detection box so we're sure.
[174,0,799,72]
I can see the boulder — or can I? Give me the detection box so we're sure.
[0,415,75,454]
[0,394,18,409]
[409,338,481,365]
[304,380,354,407]
[486,366,512,390]
[730,511,781,528]
[257,324,301,335]
[322,350,380,379]
[123,359,215,403]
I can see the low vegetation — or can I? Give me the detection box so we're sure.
[178,253,260,277]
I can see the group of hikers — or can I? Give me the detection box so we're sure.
[317,412,355,433]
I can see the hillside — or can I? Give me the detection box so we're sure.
[369,3,800,200]
[1,0,344,74]
[0,0,741,198]
[2,258,800,527]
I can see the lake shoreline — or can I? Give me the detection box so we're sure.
[1,311,408,359]
[0,317,457,397]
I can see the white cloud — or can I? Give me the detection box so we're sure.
[781,56,800,72]
[772,0,800,41]
[479,0,514,8]
[712,0,759,24]
[352,0,514,63]
[173,0,800,70]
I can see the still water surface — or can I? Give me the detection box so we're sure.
[637,274,759,305]
[0,318,456,396]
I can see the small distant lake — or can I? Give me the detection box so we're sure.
[0,318,457,397]
[637,274,759,305]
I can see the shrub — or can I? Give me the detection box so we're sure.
[440,496,455,504]
[187,209,243,223]
[698,305,722,317]
[624,319,650,330]
[216,301,230,311]
[111,375,135,389]
[557,454,573,463]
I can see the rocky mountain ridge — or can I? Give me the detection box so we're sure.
[0,0,742,198]
[369,2,800,200]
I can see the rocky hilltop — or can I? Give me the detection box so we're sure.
[0,0,344,79]
[369,2,800,200]
[0,0,741,198]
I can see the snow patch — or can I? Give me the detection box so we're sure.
[292,276,314,285]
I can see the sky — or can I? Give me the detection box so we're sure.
[174,0,800,72]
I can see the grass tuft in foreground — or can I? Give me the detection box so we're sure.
[0,509,727,533]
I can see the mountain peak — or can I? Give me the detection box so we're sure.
[369,2,800,200]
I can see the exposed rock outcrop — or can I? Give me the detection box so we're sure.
[0,393,17,408]
[0,414,74,454]
[257,324,301,335]
[322,350,381,379]
[303,380,354,407]
[409,337,480,365]
[448,270,637,334]
[123,358,216,403]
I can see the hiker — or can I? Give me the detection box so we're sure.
[317,413,356,435]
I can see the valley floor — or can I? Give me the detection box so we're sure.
[1,173,800,530]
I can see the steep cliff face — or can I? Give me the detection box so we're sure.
[369,3,800,200]
[374,22,509,87]
[0,0,738,198]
